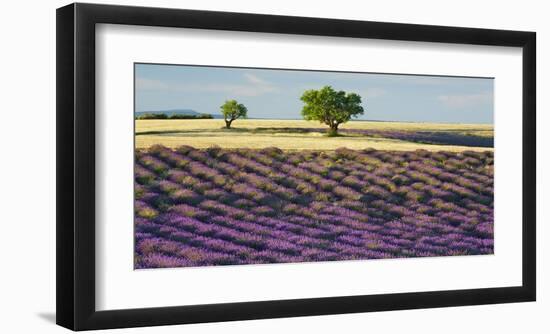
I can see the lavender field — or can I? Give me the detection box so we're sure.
[134,145,494,269]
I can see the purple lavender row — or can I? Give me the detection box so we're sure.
[149,147,494,244]
[135,146,494,268]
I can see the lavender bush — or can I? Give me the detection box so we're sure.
[135,146,494,269]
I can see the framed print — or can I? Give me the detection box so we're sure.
[56,3,536,331]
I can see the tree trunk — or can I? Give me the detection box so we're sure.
[328,123,339,137]
[225,119,233,129]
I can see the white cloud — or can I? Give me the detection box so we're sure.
[135,77,169,90]
[437,92,492,108]
[135,73,276,97]
[243,73,268,85]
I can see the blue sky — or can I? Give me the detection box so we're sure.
[135,63,493,124]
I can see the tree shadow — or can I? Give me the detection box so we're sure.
[136,126,494,147]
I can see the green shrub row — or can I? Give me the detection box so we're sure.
[136,113,213,120]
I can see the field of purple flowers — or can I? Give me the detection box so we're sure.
[135,145,494,269]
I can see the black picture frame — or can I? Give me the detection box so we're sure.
[56,2,536,331]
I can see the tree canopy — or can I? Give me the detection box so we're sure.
[220,100,248,129]
[300,86,364,136]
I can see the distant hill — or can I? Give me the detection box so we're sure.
[136,109,223,119]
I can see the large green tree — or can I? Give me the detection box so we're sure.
[220,99,248,129]
[300,86,364,136]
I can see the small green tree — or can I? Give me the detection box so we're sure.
[300,86,364,136]
[220,100,248,129]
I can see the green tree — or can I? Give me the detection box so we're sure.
[300,86,364,136]
[220,100,248,129]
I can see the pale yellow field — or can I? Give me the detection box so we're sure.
[135,119,493,151]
